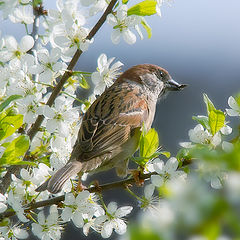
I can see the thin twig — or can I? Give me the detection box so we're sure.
[0,172,156,221]
[0,0,118,195]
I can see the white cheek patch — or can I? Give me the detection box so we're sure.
[140,73,164,95]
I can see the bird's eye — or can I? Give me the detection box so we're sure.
[159,71,164,78]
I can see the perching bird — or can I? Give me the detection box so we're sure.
[36,64,186,193]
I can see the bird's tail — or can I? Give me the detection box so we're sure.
[35,161,82,194]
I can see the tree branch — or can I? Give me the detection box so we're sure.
[0,172,156,221]
[0,0,118,195]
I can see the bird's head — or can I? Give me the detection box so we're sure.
[117,64,187,99]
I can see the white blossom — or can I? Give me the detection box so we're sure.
[180,123,232,148]
[29,47,65,83]
[0,193,7,213]
[9,5,34,24]
[32,163,52,186]
[61,191,103,228]
[107,5,142,45]
[0,0,19,19]
[140,184,159,211]
[92,53,123,95]
[52,23,92,61]
[43,96,78,137]
[48,0,85,30]
[95,202,133,238]
[17,94,42,124]
[0,224,29,240]
[155,0,171,17]
[151,157,187,187]
[202,167,228,189]
[80,0,108,16]
[32,205,63,240]
[226,96,240,117]
[0,35,34,66]
[7,190,29,222]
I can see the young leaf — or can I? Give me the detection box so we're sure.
[141,19,152,38]
[159,151,171,158]
[209,109,225,135]
[177,148,192,162]
[140,128,159,159]
[192,115,210,130]
[0,114,23,141]
[0,135,30,165]
[0,95,22,112]
[203,94,216,115]
[79,75,90,89]
[122,0,129,4]
[131,156,148,165]
[127,0,157,16]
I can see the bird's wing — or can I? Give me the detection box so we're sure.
[71,83,149,162]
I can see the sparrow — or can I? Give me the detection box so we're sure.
[36,64,186,194]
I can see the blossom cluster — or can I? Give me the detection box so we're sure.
[0,0,171,239]
[179,95,240,189]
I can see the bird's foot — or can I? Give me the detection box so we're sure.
[76,180,87,192]
[92,180,102,193]
[128,169,144,186]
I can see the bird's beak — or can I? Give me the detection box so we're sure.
[166,79,187,91]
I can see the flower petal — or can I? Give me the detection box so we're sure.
[107,202,117,214]
[101,221,113,238]
[61,207,73,222]
[0,202,7,213]
[115,206,133,218]
[19,35,34,52]
[122,29,136,45]
[151,175,164,187]
[164,157,178,173]
[113,218,127,235]
[228,96,239,110]
[144,184,155,200]
[111,30,121,44]
[72,211,84,228]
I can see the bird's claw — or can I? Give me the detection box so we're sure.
[76,180,87,192]
[129,169,144,186]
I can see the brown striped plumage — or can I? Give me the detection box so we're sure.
[36,64,186,193]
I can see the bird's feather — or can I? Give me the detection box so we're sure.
[70,82,149,165]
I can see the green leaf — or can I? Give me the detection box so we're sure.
[12,161,37,166]
[176,148,192,166]
[140,128,159,159]
[127,0,157,16]
[141,19,152,38]
[192,115,210,130]
[0,135,30,165]
[122,0,129,4]
[159,151,171,158]
[0,95,22,112]
[33,0,43,7]
[209,109,225,135]
[70,72,90,89]
[203,93,216,115]
[132,151,169,165]
[0,114,23,141]
[79,75,90,89]
[131,156,148,165]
